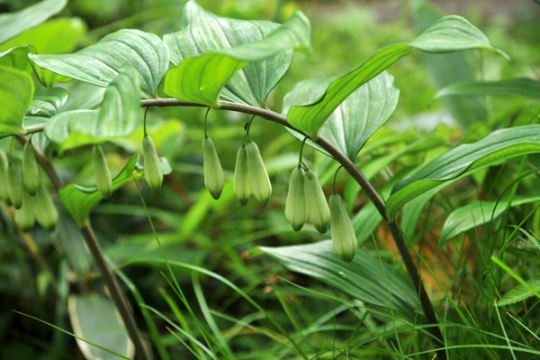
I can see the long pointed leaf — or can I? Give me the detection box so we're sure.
[286,13,504,138]
[260,241,421,322]
[436,78,540,99]
[287,44,411,138]
[439,195,540,246]
[410,15,508,58]
[388,125,540,217]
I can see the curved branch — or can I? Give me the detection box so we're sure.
[142,97,445,357]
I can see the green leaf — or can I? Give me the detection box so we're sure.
[0,18,86,54]
[496,278,540,307]
[0,18,85,75]
[286,13,503,138]
[44,70,141,152]
[29,29,170,98]
[98,69,141,138]
[387,125,540,217]
[68,294,134,360]
[163,0,310,107]
[260,241,421,322]
[0,45,35,72]
[439,195,540,246]
[59,156,141,227]
[410,15,507,58]
[44,109,100,151]
[283,74,402,160]
[411,0,487,128]
[24,87,68,129]
[0,65,34,135]
[319,72,399,159]
[286,44,411,138]
[436,78,540,99]
[0,0,67,44]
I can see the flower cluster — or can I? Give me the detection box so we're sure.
[234,139,272,207]
[284,165,357,262]
[200,129,357,262]
[0,139,58,230]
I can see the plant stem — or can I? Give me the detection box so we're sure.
[15,135,153,360]
[141,98,446,357]
[80,224,153,360]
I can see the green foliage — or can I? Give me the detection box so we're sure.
[163,1,311,107]
[0,0,67,43]
[1,0,540,359]
[0,65,34,134]
[30,29,170,96]
[388,125,540,217]
[261,241,420,321]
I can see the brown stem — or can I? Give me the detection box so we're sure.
[15,135,153,360]
[142,98,446,357]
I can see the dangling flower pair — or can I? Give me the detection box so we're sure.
[0,138,58,230]
[202,114,271,207]
[285,140,357,262]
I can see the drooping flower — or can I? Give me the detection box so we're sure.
[202,136,225,199]
[245,140,272,207]
[304,168,330,233]
[7,163,23,209]
[329,193,357,262]
[15,190,35,231]
[234,144,250,205]
[93,144,113,199]
[0,150,8,201]
[285,166,307,231]
[143,134,163,192]
[23,140,39,196]
[33,182,58,230]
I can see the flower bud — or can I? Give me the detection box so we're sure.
[33,182,58,230]
[245,140,272,207]
[0,150,8,201]
[329,194,357,262]
[234,144,250,205]
[93,144,113,199]
[15,191,36,231]
[7,164,23,209]
[23,140,39,196]
[304,169,330,233]
[143,134,163,192]
[285,166,307,231]
[202,136,225,199]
